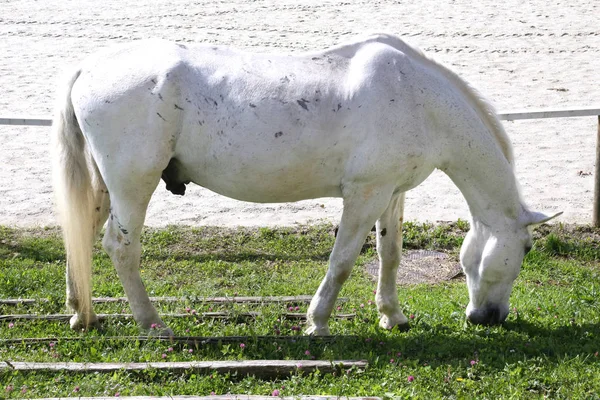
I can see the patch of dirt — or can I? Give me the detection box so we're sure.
[533,223,600,243]
[365,250,463,285]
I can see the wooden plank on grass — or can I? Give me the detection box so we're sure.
[0,359,368,378]
[0,312,258,322]
[0,312,354,322]
[31,396,381,400]
[0,295,348,305]
[0,335,357,346]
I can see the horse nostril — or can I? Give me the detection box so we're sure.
[467,311,487,325]
[488,307,501,324]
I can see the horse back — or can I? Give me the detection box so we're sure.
[70,37,434,203]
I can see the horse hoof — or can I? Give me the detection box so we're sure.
[69,313,100,331]
[379,315,409,331]
[305,324,330,336]
[146,325,175,338]
[156,327,175,337]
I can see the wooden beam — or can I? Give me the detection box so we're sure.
[0,312,355,322]
[0,335,358,346]
[2,107,599,127]
[0,295,347,306]
[594,115,600,227]
[0,117,52,126]
[0,359,368,378]
[30,396,380,400]
[498,106,600,121]
[0,312,255,321]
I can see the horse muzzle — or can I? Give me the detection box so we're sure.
[466,305,509,325]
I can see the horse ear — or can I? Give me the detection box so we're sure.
[521,210,563,227]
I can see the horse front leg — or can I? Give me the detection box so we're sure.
[375,192,409,330]
[306,184,394,335]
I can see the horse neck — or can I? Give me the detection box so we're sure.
[441,125,522,226]
[404,46,522,226]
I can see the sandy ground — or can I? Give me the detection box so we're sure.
[0,0,598,228]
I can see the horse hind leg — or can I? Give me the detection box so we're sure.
[306,183,395,335]
[376,192,409,330]
[101,171,173,336]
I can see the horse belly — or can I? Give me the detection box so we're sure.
[178,136,347,203]
[172,67,356,202]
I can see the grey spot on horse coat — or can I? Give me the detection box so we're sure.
[161,158,189,196]
[297,98,309,111]
[156,112,167,122]
[275,131,283,138]
[174,104,184,110]
[381,228,387,237]
[280,76,290,84]
[158,93,163,101]
[176,43,187,50]
[249,103,256,108]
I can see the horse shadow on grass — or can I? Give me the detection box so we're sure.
[217,319,600,372]
[0,228,65,264]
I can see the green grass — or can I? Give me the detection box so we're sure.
[0,222,599,399]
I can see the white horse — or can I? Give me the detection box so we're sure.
[52,33,559,336]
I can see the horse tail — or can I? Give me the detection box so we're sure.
[51,67,95,324]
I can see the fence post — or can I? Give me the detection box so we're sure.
[594,116,600,227]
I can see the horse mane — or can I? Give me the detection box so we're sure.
[361,34,515,167]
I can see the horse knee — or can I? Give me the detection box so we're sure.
[328,258,354,284]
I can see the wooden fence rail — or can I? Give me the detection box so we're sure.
[2,106,600,225]
[2,107,599,126]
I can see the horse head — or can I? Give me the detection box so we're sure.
[460,209,562,325]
